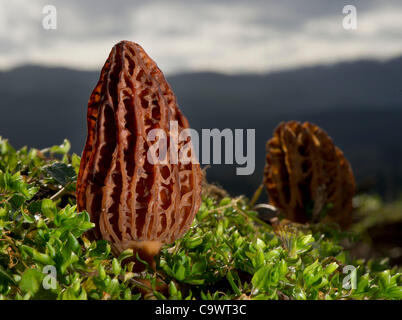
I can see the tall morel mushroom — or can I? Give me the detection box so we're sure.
[76,41,202,268]
[263,121,355,228]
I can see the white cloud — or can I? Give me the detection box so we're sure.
[0,0,401,74]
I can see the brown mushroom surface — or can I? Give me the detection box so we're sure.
[263,121,355,228]
[76,41,202,268]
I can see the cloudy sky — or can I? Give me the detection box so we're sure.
[0,0,402,74]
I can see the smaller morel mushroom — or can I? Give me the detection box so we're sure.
[76,41,202,270]
[263,121,355,228]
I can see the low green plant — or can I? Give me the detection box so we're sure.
[0,137,401,300]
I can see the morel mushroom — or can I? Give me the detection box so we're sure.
[263,121,355,228]
[76,41,202,269]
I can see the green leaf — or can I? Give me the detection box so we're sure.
[226,270,241,296]
[20,245,55,265]
[19,269,43,296]
[50,139,71,155]
[252,265,272,292]
[112,258,121,276]
[118,249,134,263]
[174,264,186,281]
[0,265,16,285]
[66,232,80,253]
[45,163,76,186]
[41,199,57,219]
[71,154,81,174]
[21,211,35,224]
[169,281,179,299]
[324,262,339,275]
[60,252,79,274]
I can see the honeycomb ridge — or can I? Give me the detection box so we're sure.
[263,121,355,228]
[76,41,203,255]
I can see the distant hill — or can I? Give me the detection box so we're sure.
[1,57,402,199]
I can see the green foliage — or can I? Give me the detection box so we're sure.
[0,137,401,300]
[353,194,402,233]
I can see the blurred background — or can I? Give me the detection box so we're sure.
[0,1,402,262]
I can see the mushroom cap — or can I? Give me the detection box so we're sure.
[76,41,203,258]
[263,121,355,228]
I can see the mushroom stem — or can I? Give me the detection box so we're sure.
[120,240,162,272]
